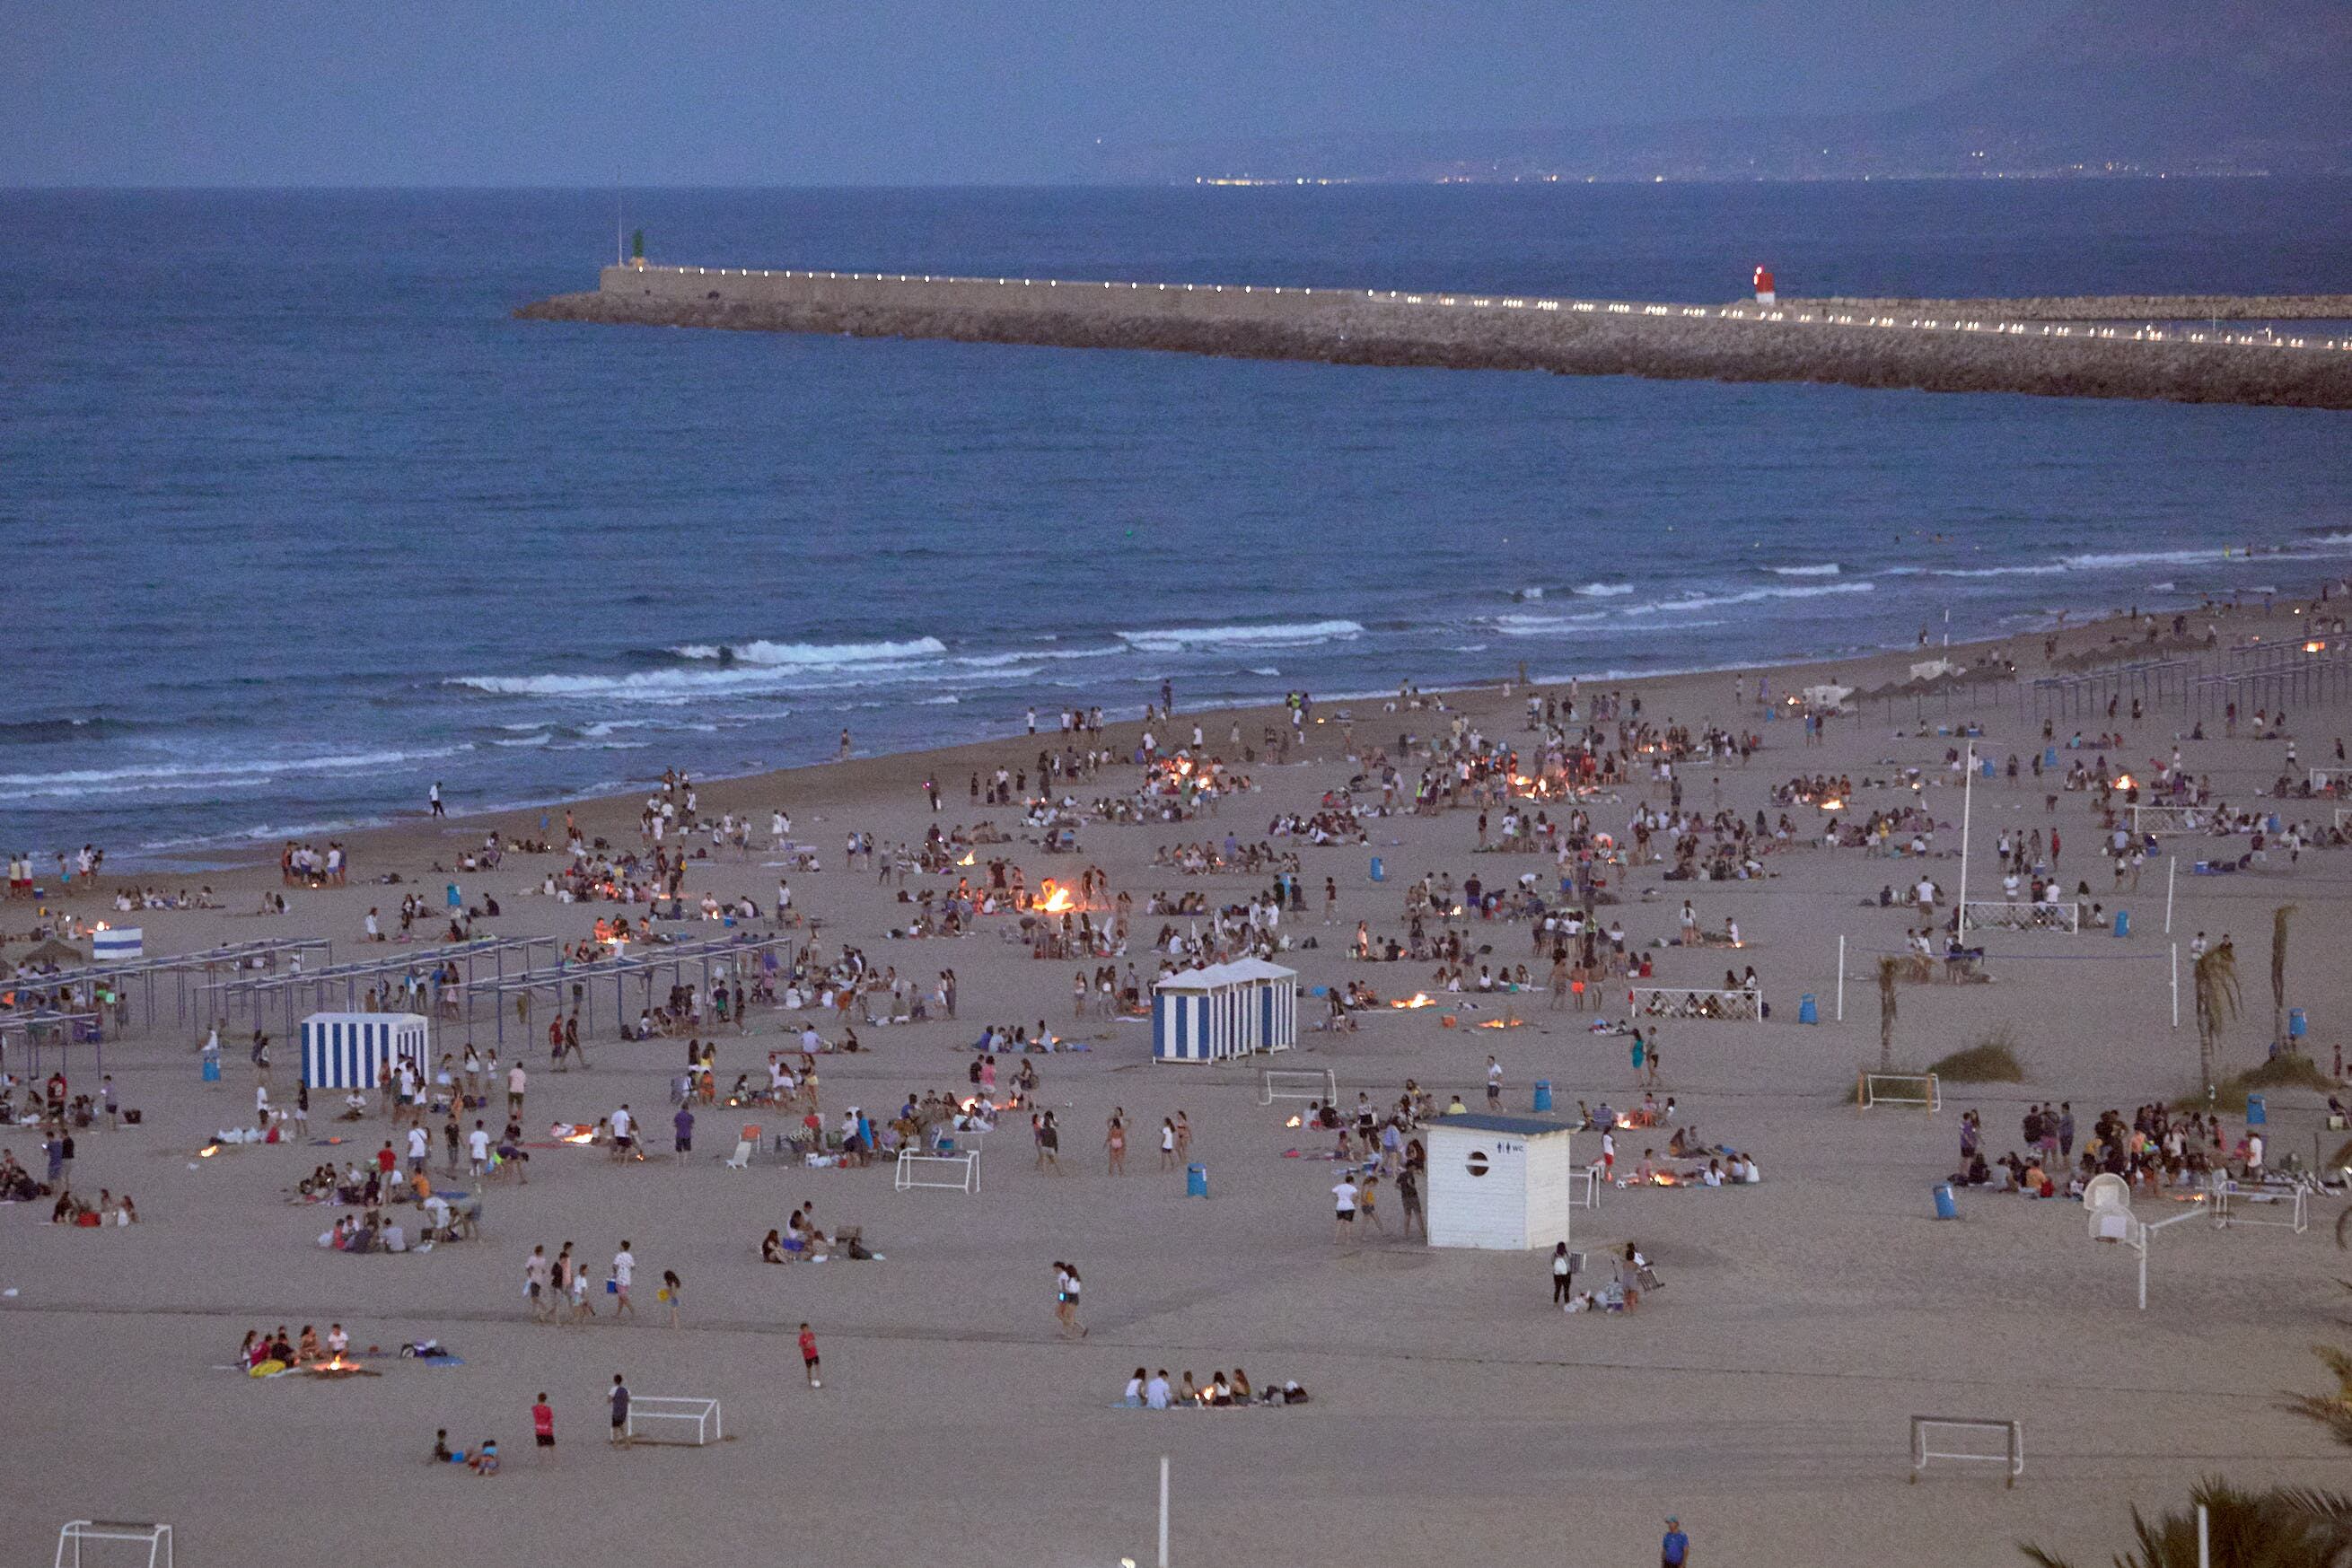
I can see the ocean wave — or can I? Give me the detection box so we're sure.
[1766,563,1840,577]
[0,717,120,743]
[1620,581,1875,614]
[952,644,1121,670]
[0,745,470,801]
[1572,583,1634,597]
[671,636,947,667]
[1247,666,1281,677]
[491,734,552,748]
[919,695,961,705]
[1513,586,1544,600]
[1116,619,1365,652]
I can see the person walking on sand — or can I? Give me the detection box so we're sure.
[1397,1162,1425,1238]
[1551,1240,1575,1304]
[525,1244,552,1322]
[1661,1516,1690,1568]
[611,1241,636,1320]
[608,1374,630,1442]
[531,1393,555,1461]
[1105,1112,1127,1175]
[1629,1029,1646,1087]
[1332,1174,1359,1240]
[1054,1262,1088,1339]
[1357,1173,1385,1235]
[1159,1117,1178,1171]
[655,1268,682,1327]
[799,1322,822,1387]
[430,781,444,818]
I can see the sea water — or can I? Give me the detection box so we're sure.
[7,182,2350,860]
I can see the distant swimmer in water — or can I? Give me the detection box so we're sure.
[714,645,737,666]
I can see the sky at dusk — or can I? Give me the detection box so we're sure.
[11,0,2081,186]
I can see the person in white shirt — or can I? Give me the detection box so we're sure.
[610,1104,635,1159]
[1332,1178,1359,1240]
[467,1121,490,1176]
[507,1064,527,1116]
[406,1125,429,1174]
[611,1243,636,1319]
[1145,1370,1172,1409]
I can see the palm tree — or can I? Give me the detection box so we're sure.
[2277,1343,2352,1450]
[2020,1476,2352,1567]
[2193,938,2242,1093]
[2272,904,2297,1056]
[1876,956,1900,1072]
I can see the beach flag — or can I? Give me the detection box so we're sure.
[92,926,143,960]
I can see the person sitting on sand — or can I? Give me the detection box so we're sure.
[1230,1368,1254,1403]
[1176,1371,1198,1405]
[761,1229,787,1264]
[470,1439,499,1476]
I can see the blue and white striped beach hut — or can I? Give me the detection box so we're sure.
[1152,959,1298,1064]
[302,1012,428,1090]
[1220,957,1299,1055]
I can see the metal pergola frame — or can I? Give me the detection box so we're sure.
[0,1009,106,1077]
[197,935,558,1039]
[4,936,333,1032]
[461,931,798,1045]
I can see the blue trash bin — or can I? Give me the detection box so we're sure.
[2112,909,2130,938]
[1186,1162,1208,1198]
[2290,1007,2308,1038]
[1798,993,1819,1025]
[2267,813,2282,834]
[2247,1093,2267,1126]
[1369,856,1385,883]
[446,881,461,909]
[1980,758,1996,778]
[2043,746,2058,769]
[1532,1080,1553,1113]
[201,1056,222,1083]
[1933,1184,1959,1221]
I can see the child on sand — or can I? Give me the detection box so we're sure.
[799,1323,821,1387]
[470,1439,499,1476]
[532,1394,554,1458]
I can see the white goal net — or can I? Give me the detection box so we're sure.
[1259,1067,1337,1106]
[625,1397,724,1445]
[1859,1073,1941,1112]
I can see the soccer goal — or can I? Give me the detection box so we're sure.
[1958,899,2080,934]
[895,1148,980,1194]
[1908,1416,2022,1487]
[625,1397,724,1446]
[2130,803,2202,837]
[1259,1066,1337,1106]
[55,1520,172,1568]
[1858,1073,1941,1112]
[2207,1177,2310,1233]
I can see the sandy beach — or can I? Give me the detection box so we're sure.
[6,590,2352,1568]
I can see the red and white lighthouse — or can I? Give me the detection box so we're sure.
[1753,265,1777,305]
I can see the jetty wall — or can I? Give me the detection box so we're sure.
[516,264,2352,409]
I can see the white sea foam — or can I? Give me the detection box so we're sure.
[1767,563,1841,577]
[1572,583,1634,597]
[671,636,946,667]
[1620,581,1875,614]
[0,746,470,801]
[1116,619,1365,652]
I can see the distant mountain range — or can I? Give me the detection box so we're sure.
[1094,0,2352,182]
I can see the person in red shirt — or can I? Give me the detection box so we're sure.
[376,1142,396,1177]
[798,1323,821,1388]
[531,1394,555,1459]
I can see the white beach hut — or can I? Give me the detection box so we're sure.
[302,1011,428,1090]
[1218,956,1299,1055]
[1424,1113,1576,1250]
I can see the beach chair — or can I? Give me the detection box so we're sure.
[724,1125,759,1170]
